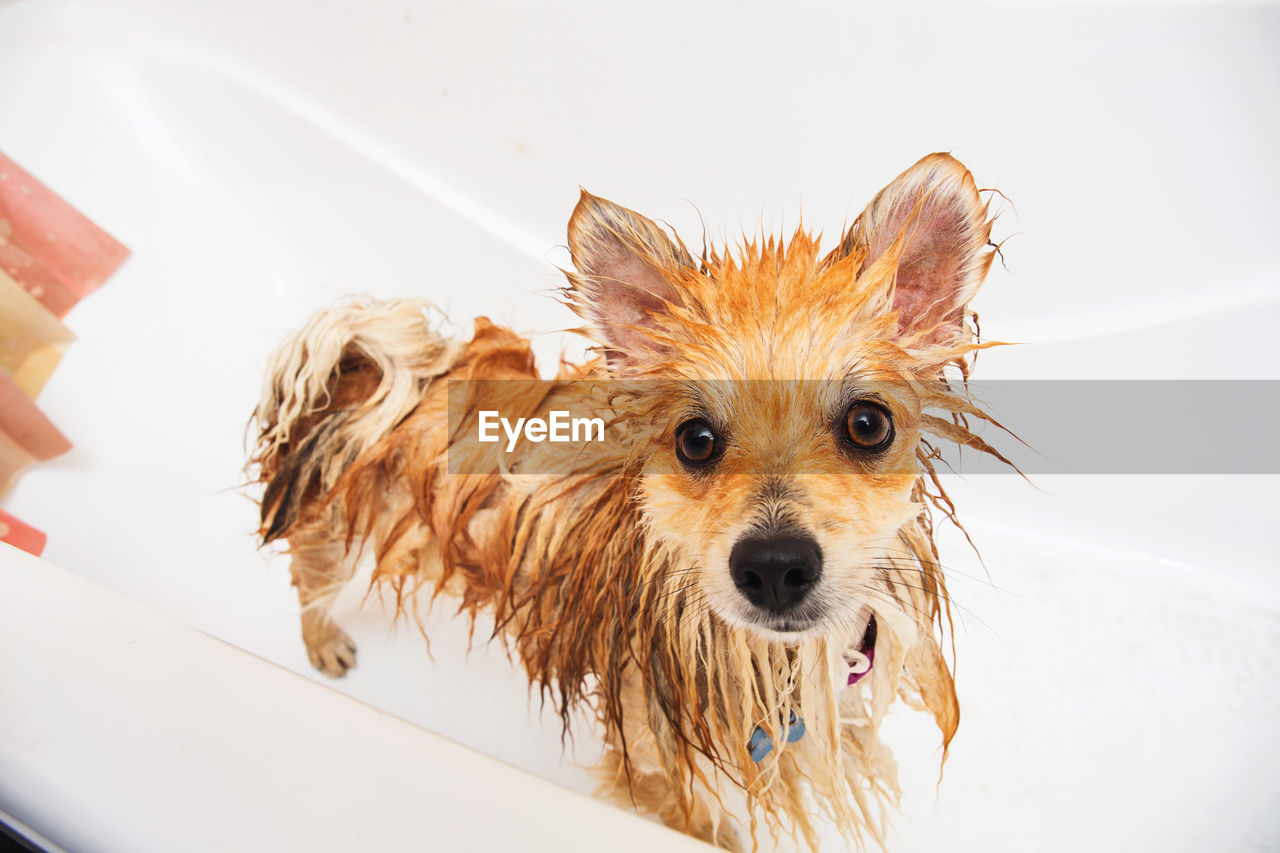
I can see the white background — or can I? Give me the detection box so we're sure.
[1,1,1278,850]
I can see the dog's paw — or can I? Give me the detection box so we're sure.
[303,621,358,678]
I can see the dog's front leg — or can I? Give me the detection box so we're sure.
[593,673,745,850]
[597,740,743,850]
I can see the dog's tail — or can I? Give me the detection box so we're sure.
[249,297,462,544]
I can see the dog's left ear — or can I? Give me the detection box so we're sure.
[566,190,694,368]
[831,153,994,347]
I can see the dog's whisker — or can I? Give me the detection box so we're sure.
[855,543,1015,593]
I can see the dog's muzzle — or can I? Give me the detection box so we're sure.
[728,533,822,613]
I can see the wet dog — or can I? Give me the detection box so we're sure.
[249,153,1007,849]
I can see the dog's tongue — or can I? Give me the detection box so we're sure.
[846,614,877,686]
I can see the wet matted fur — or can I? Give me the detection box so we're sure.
[248,153,1010,850]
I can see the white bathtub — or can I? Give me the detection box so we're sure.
[1,1,1277,850]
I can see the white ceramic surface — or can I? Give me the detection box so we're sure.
[1,1,1277,850]
[0,548,711,853]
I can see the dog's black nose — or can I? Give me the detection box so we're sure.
[729,535,822,613]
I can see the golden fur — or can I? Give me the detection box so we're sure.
[248,153,1009,850]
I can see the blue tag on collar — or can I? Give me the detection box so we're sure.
[748,711,806,763]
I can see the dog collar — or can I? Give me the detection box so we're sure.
[749,711,805,762]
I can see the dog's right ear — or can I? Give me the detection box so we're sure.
[566,191,693,369]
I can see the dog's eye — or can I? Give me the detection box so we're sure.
[844,402,893,451]
[675,419,717,466]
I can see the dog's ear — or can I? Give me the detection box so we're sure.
[832,153,993,347]
[566,191,694,368]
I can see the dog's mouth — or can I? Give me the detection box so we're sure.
[742,608,826,638]
[769,617,813,633]
[732,603,879,678]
